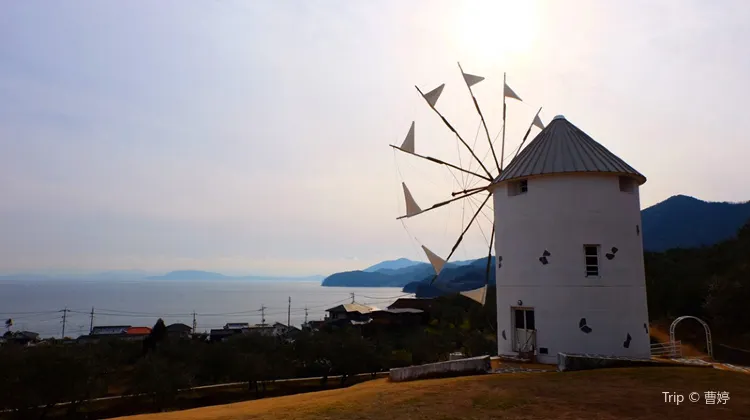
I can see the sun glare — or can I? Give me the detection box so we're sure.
[457,0,538,60]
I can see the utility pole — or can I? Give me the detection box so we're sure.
[89,307,94,334]
[304,307,308,324]
[261,305,266,325]
[192,311,197,333]
[351,292,355,303]
[60,307,69,339]
[287,296,291,326]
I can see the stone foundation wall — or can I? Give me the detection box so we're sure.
[558,353,686,372]
[389,356,491,382]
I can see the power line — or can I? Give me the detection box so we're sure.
[85,308,194,317]
[359,293,413,300]
[60,307,69,339]
[7,294,408,337]
[0,310,65,316]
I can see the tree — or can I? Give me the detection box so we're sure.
[143,318,168,355]
[704,267,750,334]
[130,352,194,412]
[0,345,107,419]
[327,329,377,385]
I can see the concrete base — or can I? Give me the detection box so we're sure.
[496,353,532,363]
[389,356,491,382]
[558,353,675,372]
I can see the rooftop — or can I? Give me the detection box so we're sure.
[388,298,434,310]
[126,327,152,335]
[495,115,646,185]
[90,325,131,335]
[166,323,192,331]
[325,303,376,314]
[371,308,424,315]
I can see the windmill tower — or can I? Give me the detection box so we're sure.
[392,65,650,365]
[491,115,650,364]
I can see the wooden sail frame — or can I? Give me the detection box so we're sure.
[391,66,545,305]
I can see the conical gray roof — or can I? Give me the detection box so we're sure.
[496,115,646,184]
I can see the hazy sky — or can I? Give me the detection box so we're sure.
[1,0,749,276]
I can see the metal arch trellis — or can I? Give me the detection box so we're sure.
[668,315,713,359]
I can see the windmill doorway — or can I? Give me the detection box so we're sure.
[512,307,536,354]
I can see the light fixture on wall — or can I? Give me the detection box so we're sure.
[517,300,523,306]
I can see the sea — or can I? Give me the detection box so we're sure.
[0,279,406,338]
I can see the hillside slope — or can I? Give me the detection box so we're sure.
[114,368,749,420]
[642,194,750,251]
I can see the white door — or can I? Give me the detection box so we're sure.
[512,308,536,353]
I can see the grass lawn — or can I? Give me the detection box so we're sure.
[115,367,749,420]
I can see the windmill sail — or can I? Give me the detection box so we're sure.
[504,83,522,101]
[458,63,499,173]
[401,182,422,217]
[532,114,545,130]
[399,121,415,153]
[462,72,484,87]
[421,245,446,275]
[422,83,445,107]
[460,284,487,305]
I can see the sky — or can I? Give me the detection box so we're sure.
[1,0,749,276]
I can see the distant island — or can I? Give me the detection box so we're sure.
[322,257,494,294]
[322,194,750,292]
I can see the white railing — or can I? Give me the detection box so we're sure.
[651,340,682,358]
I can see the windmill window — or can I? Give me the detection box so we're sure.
[584,245,600,277]
[508,179,528,196]
[619,176,635,193]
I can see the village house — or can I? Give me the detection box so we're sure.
[123,326,152,341]
[325,303,375,323]
[82,325,151,342]
[224,322,250,330]
[209,328,239,342]
[368,308,425,326]
[166,323,193,338]
[302,320,325,332]
[208,321,302,342]
[271,322,301,337]
[243,324,275,336]
[2,331,40,346]
[388,298,434,312]
[321,302,429,328]
[90,325,131,336]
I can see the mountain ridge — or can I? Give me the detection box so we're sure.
[322,194,750,289]
[363,258,420,273]
[641,194,750,252]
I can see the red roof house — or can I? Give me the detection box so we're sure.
[125,327,152,336]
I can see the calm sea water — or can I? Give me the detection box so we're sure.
[0,280,407,338]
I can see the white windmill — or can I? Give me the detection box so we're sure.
[393,65,651,364]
